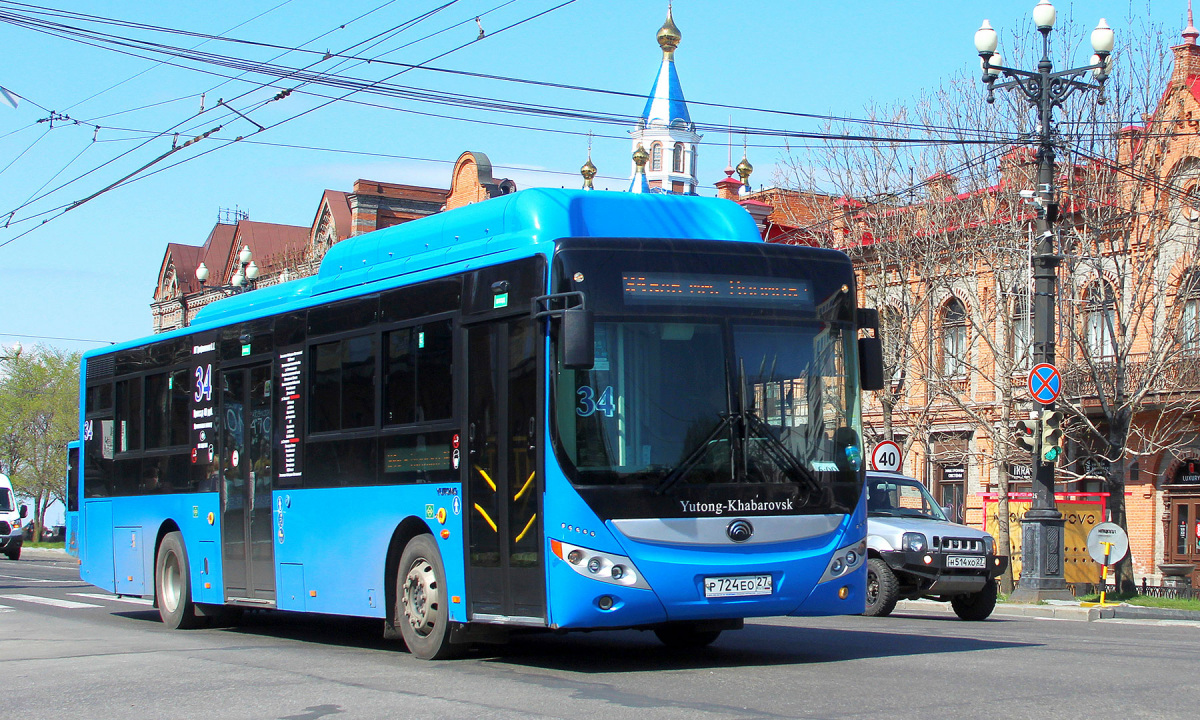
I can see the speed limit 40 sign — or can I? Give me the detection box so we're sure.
[871,441,902,472]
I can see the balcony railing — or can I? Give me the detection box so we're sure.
[1060,352,1200,400]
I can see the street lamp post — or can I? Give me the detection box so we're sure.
[974,1,1114,602]
[196,245,260,295]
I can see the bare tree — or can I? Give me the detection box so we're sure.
[774,9,1187,592]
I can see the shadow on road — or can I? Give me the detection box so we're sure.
[110,608,1037,672]
[480,620,1037,673]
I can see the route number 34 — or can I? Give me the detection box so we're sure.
[577,386,616,417]
[194,364,213,403]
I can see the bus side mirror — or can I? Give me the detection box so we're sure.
[859,336,884,391]
[834,427,861,471]
[561,307,595,370]
[19,505,28,519]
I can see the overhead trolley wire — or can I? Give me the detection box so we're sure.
[0,0,458,230]
[0,11,1024,148]
[0,0,582,249]
[0,1,1020,142]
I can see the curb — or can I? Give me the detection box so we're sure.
[14,547,71,560]
[895,598,1200,623]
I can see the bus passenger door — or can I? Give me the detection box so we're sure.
[465,318,545,622]
[220,363,276,604]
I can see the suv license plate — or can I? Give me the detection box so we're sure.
[703,574,773,598]
[946,555,986,569]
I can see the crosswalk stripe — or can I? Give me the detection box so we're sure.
[0,594,102,609]
[70,592,153,606]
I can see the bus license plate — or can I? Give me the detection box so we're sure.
[704,574,773,598]
[946,555,986,569]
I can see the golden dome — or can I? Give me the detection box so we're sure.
[581,156,597,189]
[633,144,650,170]
[736,155,753,184]
[657,5,681,55]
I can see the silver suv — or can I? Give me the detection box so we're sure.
[864,472,1008,620]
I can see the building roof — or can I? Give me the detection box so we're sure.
[220,220,310,282]
[311,190,352,244]
[642,55,692,127]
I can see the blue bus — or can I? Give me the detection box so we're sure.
[75,188,883,659]
[66,440,80,558]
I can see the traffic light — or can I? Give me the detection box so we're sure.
[1040,410,1064,463]
[1015,417,1039,453]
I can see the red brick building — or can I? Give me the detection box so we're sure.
[151,151,512,332]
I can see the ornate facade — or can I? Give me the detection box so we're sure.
[151,152,514,333]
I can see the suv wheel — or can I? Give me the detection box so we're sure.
[864,558,899,617]
[950,580,998,621]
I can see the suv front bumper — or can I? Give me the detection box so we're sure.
[0,532,22,552]
[879,550,1008,595]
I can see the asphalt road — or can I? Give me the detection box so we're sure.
[4,551,1198,720]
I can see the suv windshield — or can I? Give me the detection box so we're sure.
[867,476,947,521]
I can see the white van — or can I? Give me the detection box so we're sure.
[0,474,27,560]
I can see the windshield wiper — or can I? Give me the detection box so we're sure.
[736,359,824,502]
[741,410,825,503]
[653,414,735,495]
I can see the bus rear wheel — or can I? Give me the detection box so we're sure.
[395,534,461,660]
[155,531,201,629]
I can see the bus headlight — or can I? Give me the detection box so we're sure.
[551,539,651,589]
[902,532,927,553]
[820,539,867,583]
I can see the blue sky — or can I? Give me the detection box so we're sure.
[0,0,1187,355]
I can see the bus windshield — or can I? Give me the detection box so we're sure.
[550,239,864,520]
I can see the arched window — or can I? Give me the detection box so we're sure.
[672,143,684,173]
[941,298,968,377]
[1010,289,1032,369]
[1085,282,1116,360]
[650,143,663,172]
[881,306,904,384]
[1180,269,1200,352]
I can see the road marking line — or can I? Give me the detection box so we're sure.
[70,592,152,606]
[0,594,102,609]
[0,604,11,612]
[0,573,80,584]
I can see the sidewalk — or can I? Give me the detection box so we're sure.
[12,546,72,561]
[895,598,1200,623]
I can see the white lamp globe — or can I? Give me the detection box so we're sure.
[1092,19,1114,54]
[975,20,999,54]
[1033,0,1057,30]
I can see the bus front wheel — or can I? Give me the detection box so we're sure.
[395,534,461,660]
[155,531,201,629]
